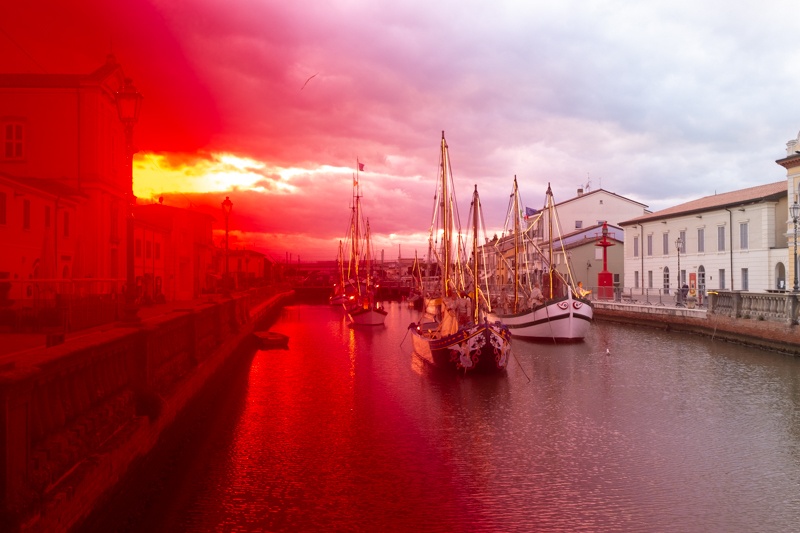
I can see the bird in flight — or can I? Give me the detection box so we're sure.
[300,73,318,90]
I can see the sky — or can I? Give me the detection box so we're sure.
[2,0,800,261]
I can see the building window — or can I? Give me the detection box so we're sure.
[63,212,70,237]
[3,122,24,160]
[740,222,748,250]
[719,269,726,290]
[634,271,639,289]
[633,236,639,257]
[662,233,669,255]
[647,235,653,256]
[741,268,749,291]
[648,270,653,289]
[698,266,706,293]
[110,204,119,240]
[22,199,30,230]
[110,248,119,278]
[155,242,161,260]
[717,226,725,251]
[136,239,142,258]
[663,267,670,293]
[146,241,152,259]
[575,220,583,229]
[697,228,704,253]
[0,192,6,224]
[679,230,686,253]
[45,205,51,228]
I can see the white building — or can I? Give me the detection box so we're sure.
[619,182,788,297]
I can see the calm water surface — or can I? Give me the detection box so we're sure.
[85,301,800,532]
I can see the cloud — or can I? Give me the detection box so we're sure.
[4,0,800,260]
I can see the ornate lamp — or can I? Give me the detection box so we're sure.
[222,196,233,295]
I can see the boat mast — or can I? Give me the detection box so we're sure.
[472,184,480,323]
[546,182,554,299]
[441,131,450,297]
[513,175,520,313]
[365,219,373,295]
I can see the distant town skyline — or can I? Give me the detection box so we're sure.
[3,0,800,261]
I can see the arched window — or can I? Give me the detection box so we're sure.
[663,266,670,294]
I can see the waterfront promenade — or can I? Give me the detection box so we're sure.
[0,297,225,359]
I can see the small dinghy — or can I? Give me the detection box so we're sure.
[253,331,289,349]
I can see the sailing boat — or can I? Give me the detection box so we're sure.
[341,164,387,326]
[346,218,388,325]
[488,180,593,341]
[408,132,512,372]
[329,240,350,305]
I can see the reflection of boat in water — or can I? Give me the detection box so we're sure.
[253,330,289,349]
[340,162,387,326]
[409,132,511,372]
[488,180,593,341]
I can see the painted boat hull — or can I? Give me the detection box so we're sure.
[346,304,388,326]
[489,294,593,341]
[409,319,512,372]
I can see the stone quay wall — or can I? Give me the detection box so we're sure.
[594,290,800,356]
[0,288,294,532]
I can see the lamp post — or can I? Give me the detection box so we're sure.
[222,196,233,296]
[676,236,684,307]
[791,202,800,293]
[115,78,143,323]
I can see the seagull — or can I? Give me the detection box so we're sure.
[300,73,318,91]
[606,348,610,355]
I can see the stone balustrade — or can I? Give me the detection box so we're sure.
[708,291,800,325]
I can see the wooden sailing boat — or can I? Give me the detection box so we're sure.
[329,240,350,305]
[409,132,511,372]
[342,164,387,326]
[488,180,593,341]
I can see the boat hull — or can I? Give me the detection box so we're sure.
[489,294,593,342]
[409,320,512,372]
[347,305,388,326]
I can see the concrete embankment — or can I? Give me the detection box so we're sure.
[0,289,294,533]
[593,301,800,356]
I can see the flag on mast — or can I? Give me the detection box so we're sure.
[357,159,365,172]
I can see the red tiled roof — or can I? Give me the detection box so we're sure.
[619,181,786,226]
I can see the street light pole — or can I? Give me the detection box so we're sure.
[676,236,684,307]
[222,196,233,296]
[115,78,143,323]
[791,202,800,293]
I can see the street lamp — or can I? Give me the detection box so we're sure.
[676,236,684,307]
[791,202,800,292]
[115,78,143,323]
[222,196,233,295]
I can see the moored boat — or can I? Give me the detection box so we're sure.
[488,180,593,341]
[409,132,511,372]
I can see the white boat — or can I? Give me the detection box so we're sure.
[409,132,512,372]
[488,180,593,341]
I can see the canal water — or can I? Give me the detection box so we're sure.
[80,301,800,532]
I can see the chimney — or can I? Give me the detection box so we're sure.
[577,188,584,196]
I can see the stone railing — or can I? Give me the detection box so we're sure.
[707,291,800,325]
[0,287,293,532]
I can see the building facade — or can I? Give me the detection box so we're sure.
[619,182,788,298]
[0,56,215,310]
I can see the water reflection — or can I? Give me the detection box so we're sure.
[85,301,800,532]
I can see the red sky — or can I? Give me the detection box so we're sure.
[3,0,799,261]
